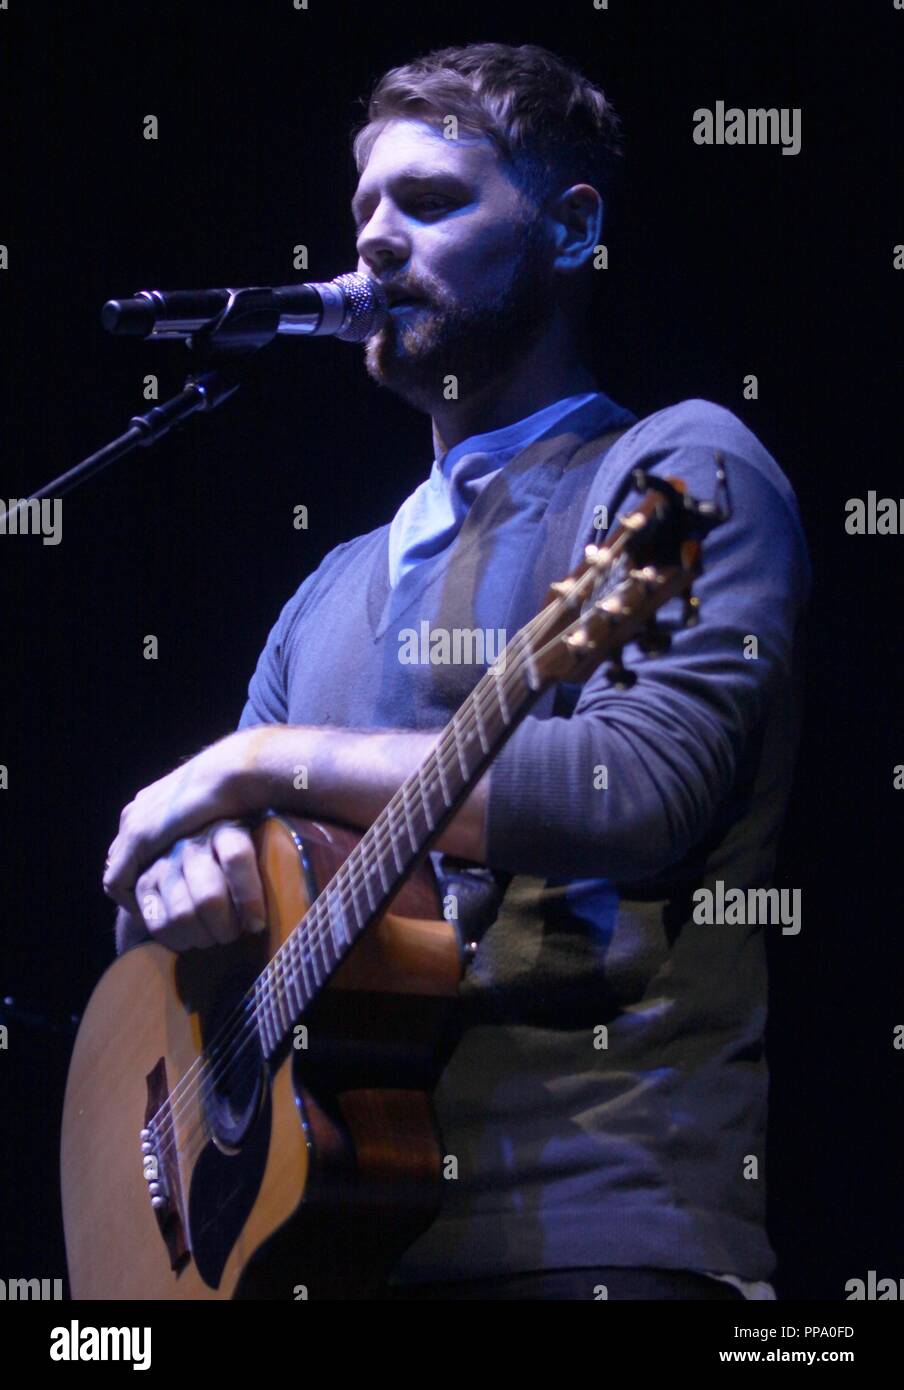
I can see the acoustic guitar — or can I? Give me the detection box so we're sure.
[61,466,726,1299]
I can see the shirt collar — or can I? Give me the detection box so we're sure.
[435,391,604,482]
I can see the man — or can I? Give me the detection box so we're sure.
[105,42,810,1300]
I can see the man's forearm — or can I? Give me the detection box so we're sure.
[240,724,490,864]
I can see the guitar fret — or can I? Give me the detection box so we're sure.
[452,715,470,780]
[255,976,277,1055]
[401,779,419,850]
[325,883,352,948]
[343,872,364,939]
[259,975,275,1053]
[285,935,305,1016]
[342,871,364,936]
[386,801,407,874]
[283,954,304,1047]
[493,663,511,724]
[473,694,491,754]
[303,917,319,995]
[266,952,287,1035]
[251,988,268,1053]
[435,746,452,808]
[375,839,391,894]
[358,858,377,914]
[273,963,292,1036]
[316,912,334,983]
[348,878,370,935]
[417,767,435,830]
[309,906,333,978]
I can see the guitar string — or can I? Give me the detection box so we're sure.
[148,545,642,1174]
[147,545,641,1170]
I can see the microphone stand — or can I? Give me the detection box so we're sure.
[10,287,285,519]
[2,291,291,1031]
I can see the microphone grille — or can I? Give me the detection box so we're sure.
[333,272,388,342]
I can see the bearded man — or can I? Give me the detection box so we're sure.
[105,42,810,1301]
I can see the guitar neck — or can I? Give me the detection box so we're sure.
[253,627,547,1058]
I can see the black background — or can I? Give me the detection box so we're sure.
[0,0,901,1300]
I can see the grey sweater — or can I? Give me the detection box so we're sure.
[237,393,810,1284]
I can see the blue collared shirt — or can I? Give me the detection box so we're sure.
[388,392,602,589]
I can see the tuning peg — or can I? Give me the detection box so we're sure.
[550,577,581,606]
[682,595,701,628]
[565,626,594,652]
[636,622,672,656]
[605,655,637,690]
[584,542,612,568]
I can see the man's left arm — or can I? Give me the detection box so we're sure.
[243,723,490,863]
[103,723,487,914]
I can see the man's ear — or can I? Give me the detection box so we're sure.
[547,183,604,274]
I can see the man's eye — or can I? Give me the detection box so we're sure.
[414,195,452,216]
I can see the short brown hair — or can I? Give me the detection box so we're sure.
[352,42,624,212]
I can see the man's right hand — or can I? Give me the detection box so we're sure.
[114,819,268,954]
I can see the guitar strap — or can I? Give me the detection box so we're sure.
[430,420,635,954]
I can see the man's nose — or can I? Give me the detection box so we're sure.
[356,203,410,275]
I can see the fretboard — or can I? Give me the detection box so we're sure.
[252,627,545,1058]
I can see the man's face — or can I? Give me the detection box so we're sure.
[353,119,556,410]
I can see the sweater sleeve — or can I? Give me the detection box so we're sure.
[237,539,358,730]
[484,405,810,883]
[237,599,293,730]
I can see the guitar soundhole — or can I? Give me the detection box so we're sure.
[189,971,272,1289]
[204,980,265,1152]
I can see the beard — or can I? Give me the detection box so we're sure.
[363,215,556,411]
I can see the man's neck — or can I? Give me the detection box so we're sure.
[430,329,599,458]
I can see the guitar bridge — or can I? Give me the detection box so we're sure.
[141,1057,190,1273]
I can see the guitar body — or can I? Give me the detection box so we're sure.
[61,813,462,1300]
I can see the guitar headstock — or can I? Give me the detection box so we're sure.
[526,457,730,691]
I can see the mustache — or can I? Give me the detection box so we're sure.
[379,278,437,305]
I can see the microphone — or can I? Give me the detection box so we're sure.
[101,271,388,344]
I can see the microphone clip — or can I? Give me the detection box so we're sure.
[187,286,284,362]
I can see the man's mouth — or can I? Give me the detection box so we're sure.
[380,283,429,309]
[387,296,427,312]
